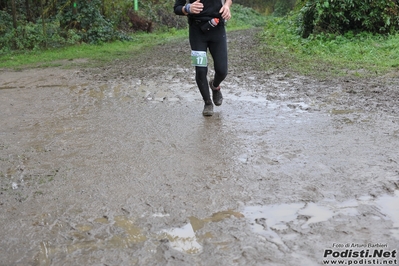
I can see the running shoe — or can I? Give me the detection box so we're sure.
[209,79,223,106]
[203,101,214,116]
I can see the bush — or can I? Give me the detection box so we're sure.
[60,0,130,44]
[0,11,13,53]
[273,0,297,17]
[0,0,131,53]
[298,0,399,37]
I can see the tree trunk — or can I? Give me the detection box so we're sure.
[11,0,17,29]
[25,0,32,22]
[40,0,47,47]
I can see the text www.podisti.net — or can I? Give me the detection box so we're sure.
[322,249,397,265]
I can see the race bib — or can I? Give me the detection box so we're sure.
[191,50,207,67]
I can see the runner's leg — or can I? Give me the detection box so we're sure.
[208,26,228,88]
[189,24,211,103]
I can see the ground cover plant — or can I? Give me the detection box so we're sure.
[259,15,399,78]
[297,0,399,37]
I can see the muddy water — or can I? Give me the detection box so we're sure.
[1,30,399,265]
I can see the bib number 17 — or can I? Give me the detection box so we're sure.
[191,50,207,67]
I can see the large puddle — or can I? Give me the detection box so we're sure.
[244,190,399,249]
[1,65,399,265]
[34,190,399,264]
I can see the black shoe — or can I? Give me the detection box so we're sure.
[202,102,214,116]
[209,80,223,106]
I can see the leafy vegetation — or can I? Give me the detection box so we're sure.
[0,4,266,69]
[0,0,133,53]
[234,0,296,16]
[0,0,278,54]
[259,16,399,78]
[1,0,399,80]
[297,0,399,37]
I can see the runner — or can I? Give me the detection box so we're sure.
[174,0,232,116]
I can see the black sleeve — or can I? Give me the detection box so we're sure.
[174,0,187,15]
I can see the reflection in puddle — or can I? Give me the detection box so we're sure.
[298,202,335,228]
[162,223,203,254]
[109,216,147,248]
[36,215,147,264]
[35,210,244,262]
[375,190,399,239]
[190,210,244,231]
[162,210,244,254]
[243,203,304,249]
[35,192,399,262]
[243,191,399,247]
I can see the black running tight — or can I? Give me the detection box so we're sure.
[189,22,228,103]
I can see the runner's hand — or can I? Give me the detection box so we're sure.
[219,4,231,20]
[190,0,203,14]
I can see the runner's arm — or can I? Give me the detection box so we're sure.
[174,0,189,15]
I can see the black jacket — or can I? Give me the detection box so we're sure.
[174,0,223,19]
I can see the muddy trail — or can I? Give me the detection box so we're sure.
[1,28,399,265]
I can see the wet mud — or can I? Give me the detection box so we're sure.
[1,29,399,265]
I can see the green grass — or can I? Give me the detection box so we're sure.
[259,16,399,78]
[0,29,188,69]
[228,4,267,30]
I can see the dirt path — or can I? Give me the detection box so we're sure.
[1,29,398,265]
